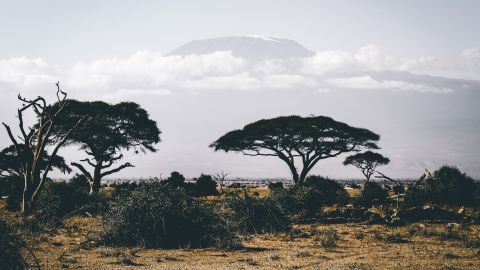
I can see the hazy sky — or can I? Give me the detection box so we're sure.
[1,0,479,62]
[1,1,479,180]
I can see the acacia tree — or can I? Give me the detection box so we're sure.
[53,100,161,194]
[0,144,71,210]
[343,151,390,181]
[0,144,71,179]
[210,115,380,184]
[1,83,83,214]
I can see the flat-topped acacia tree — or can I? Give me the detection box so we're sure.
[210,115,380,184]
[53,100,161,194]
[343,151,390,181]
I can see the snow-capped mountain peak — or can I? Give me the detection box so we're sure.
[168,35,314,61]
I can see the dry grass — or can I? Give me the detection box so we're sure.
[1,191,478,270]
[24,215,480,269]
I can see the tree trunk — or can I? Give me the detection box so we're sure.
[298,165,314,185]
[291,170,300,184]
[22,169,41,216]
[22,187,34,216]
[89,163,103,194]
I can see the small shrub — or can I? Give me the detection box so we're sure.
[2,176,23,212]
[383,232,408,243]
[314,228,339,248]
[295,251,312,257]
[163,171,186,188]
[0,218,25,270]
[348,262,371,270]
[464,236,480,248]
[407,224,437,237]
[228,183,244,188]
[268,182,283,190]
[269,176,349,219]
[439,226,463,240]
[444,252,460,259]
[304,176,350,205]
[101,181,238,249]
[238,257,258,266]
[224,193,290,234]
[268,254,281,261]
[354,231,366,240]
[355,182,388,207]
[156,254,183,262]
[193,174,218,196]
[34,180,109,225]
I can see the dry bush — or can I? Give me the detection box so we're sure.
[101,181,239,249]
[224,193,291,234]
[313,228,339,248]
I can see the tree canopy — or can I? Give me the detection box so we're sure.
[343,151,390,181]
[210,115,380,184]
[0,144,71,179]
[52,100,161,193]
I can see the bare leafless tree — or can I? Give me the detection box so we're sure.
[2,82,84,215]
[213,171,230,193]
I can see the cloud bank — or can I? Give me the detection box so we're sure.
[0,44,478,100]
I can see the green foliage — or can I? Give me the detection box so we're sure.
[34,179,108,225]
[53,100,161,158]
[0,218,25,270]
[304,176,350,205]
[4,176,23,212]
[210,115,380,183]
[163,172,218,197]
[52,100,161,193]
[101,182,238,249]
[0,144,72,212]
[193,174,218,196]
[224,193,290,234]
[269,176,349,217]
[355,182,388,207]
[268,182,283,190]
[164,171,186,188]
[404,165,478,207]
[343,151,390,181]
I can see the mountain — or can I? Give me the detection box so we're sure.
[168,36,315,61]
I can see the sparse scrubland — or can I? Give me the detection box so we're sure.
[1,165,480,269]
[1,88,480,269]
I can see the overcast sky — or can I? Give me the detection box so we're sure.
[1,0,479,180]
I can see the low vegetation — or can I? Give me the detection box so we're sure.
[101,181,238,249]
[0,217,26,270]
[223,193,290,234]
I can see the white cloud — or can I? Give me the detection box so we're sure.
[96,88,172,101]
[461,48,480,68]
[302,44,437,75]
[326,75,453,93]
[0,57,59,87]
[301,50,357,74]
[462,48,480,60]
[0,44,476,98]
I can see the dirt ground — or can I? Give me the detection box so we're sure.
[31,216,480,270]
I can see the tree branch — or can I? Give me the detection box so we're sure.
[70,162,93,182]
[101,162,134,178]
[80,158,96,168]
